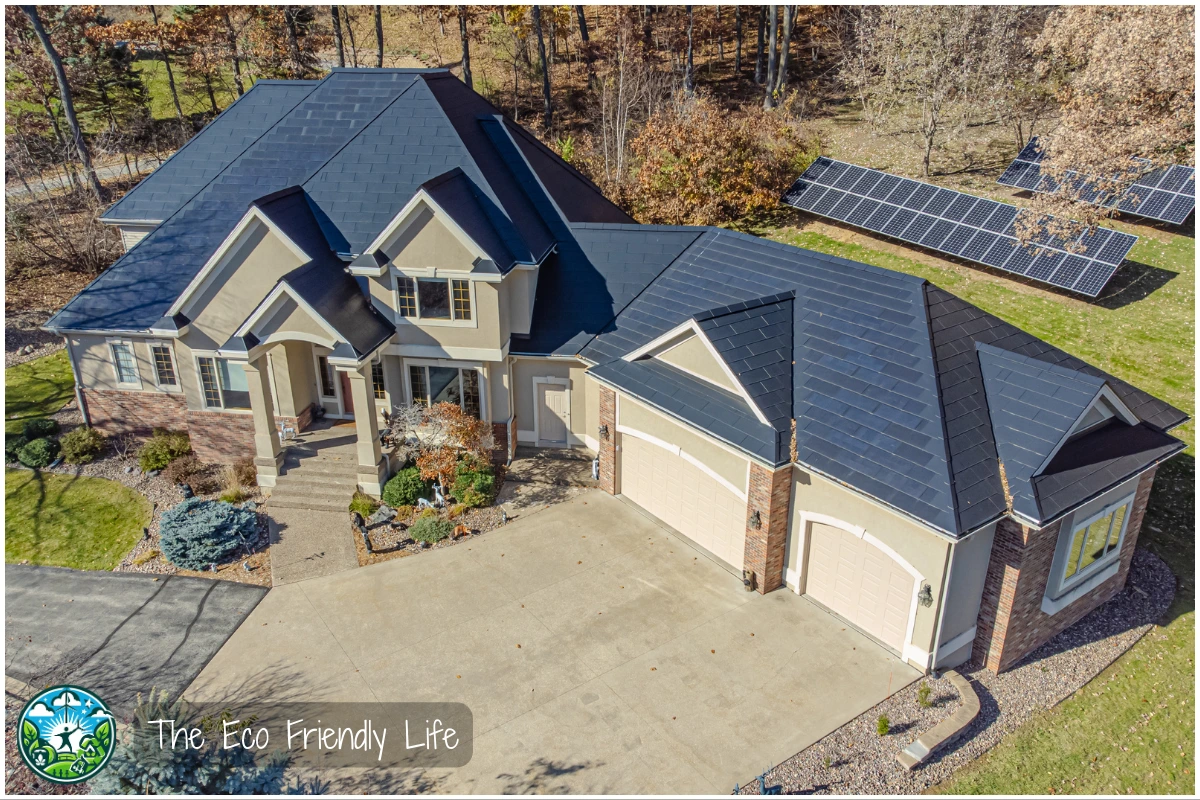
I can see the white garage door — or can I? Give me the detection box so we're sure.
[805,522,914,652]
[620,434,746,571]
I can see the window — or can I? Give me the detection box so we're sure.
[151,344,177,387]
[317,356,336,398]
[395,277,417,318]
[110,342,139,385]
[452,279,472,320]
[1060,497,1132,587]
[371,362,387,400]
[407,364,482,417]
[417,279,451,319]
[195,356,250,410]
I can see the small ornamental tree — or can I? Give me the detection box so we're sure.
[90,689,290,794]
[399,402,493,490]
[158,498,256,570]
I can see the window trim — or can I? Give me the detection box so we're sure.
[391,271,477,328]
[1050,491,1136,600]
[150,342,179,390]
[402,358,487,419]
[106,338,142,389]
[192,352,253,414]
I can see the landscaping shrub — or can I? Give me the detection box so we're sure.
[917,681,932,708]
[220,487,250,504]
[349,491,381,518]
[5,435,28,462]
[233,456,256,487]
[17,437,60,468]
[452,454,496,508]
[382,466,432,508]
[60,427,105,465]
[22,417,59,440]
[409,515,453,544]
[876,715,891,736]
[162,455,218,495]
[137,428,191,472]
[158,498,256,570]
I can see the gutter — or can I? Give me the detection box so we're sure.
[59,336,91,427]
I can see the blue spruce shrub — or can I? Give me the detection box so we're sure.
[158,498,256,570]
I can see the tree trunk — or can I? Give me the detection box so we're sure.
[458,7,472,89]
[734,6,743,75]
[204,73,219,116]
[437,8,445,37]
[374,5,384,68]
[775,5,793,97]
[148,5,187,133]
[717,7,724,60]
[343,7,359,67]
[533,6,553,131]
[224,10,246,94]
[685,6,695,93]
[754,7,765,84]
[576,5,595,88]
[331,6,345,68]
[764,6,778,109]
[284,6,304,77]
[21,5,104,201]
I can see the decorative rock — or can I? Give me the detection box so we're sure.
[124,466,134,474]
[147,469,161,478]
[367,504,396,526]
[241,500,258,511]
[179,483,194,499]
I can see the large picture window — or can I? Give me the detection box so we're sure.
[1058,496,1132,590]
[395,276,472,322]
[408,364,482,418]
[195,356,251,410]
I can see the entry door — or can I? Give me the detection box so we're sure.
[339,372,355,416]
[804,522,913,652]
[536,382,569,446]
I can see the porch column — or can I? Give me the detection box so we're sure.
[344,363,387,497]
[242,356,282,488]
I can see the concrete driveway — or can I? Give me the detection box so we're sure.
[188,491,918,793]
[5,565,266,715]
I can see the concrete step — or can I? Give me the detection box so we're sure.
[281,458,359,477]
[270,479,356,499]
[267,494,352,513]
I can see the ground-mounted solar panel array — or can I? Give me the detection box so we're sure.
[998,137,1196,226]
[783,157,1138,298]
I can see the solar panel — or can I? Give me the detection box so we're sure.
[998,136,1196,225]
[784,157,1139,297]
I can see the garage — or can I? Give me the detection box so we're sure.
[619,433,746,571]
[802,520,916,653]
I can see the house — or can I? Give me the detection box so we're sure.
[46,69,1186,675]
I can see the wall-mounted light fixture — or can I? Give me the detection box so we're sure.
[598,424,609,440]
[748,510,762,530]
[918,584,933,607]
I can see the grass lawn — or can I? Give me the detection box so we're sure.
[4,350,75,436]
[5,468,150,571]
[763,214,1195,795]
[132,57,241,122]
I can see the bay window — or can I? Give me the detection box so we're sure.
[408,364,482,418]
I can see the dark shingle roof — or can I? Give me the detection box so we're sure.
[976,343,1105,520]
[102,81,319,224]
[419,168,527,270]
[694,293,795,436]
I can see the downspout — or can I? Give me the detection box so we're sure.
[928,541,955,674]
[62,336,91,427]
[505,355,516,464]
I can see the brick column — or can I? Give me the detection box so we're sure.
[973,468,1157,672]
[743,463,791,594]
[597,386,617,494]
[491,420,510,466]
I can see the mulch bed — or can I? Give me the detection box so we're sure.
[736,547,1176,795]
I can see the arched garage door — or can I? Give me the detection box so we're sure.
[804,521,916,653]
[619,434,746,572]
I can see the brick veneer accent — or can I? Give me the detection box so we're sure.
[973,468,1157,673]
[186,410,256,463]
[277,402,316,435]
[597,386,617,494]
[743,463,791,594]
[491,421,511,466]
[83,388,187,436]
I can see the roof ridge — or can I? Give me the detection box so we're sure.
[692,290,796,322]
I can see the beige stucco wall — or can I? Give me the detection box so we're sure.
[256,296,336,345]
[937,521,997,668]
[182,222,306,351]
[69,335,181,395]
[388,279,503,353]
[616,395,751,492]
[487,360,512,422]
[383,206,477,270]
[787,466,953,663]
[512,357,592,444]
[655,335,738,392]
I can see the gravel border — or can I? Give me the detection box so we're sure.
[5,311,63,367]
[738,548,1175,795]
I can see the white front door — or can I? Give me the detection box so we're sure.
[536,382,570,446]
[804,521,914,653]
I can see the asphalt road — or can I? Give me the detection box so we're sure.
[5,565,265,715]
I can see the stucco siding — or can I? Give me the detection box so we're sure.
[937,522,997,666]
[787,466,952,664]
[390,279,501,354]
[256,296,337,345]
[384,206,476,270]
[655,335,738,393]
[616,396,750,492]
[512,357,590,444]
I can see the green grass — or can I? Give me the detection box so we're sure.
[5,350,75,436]
[764,218,1195,795]
[132,57,241,122]
[5,468,151,570]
